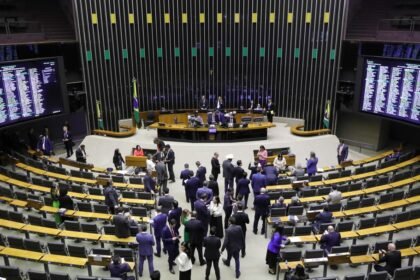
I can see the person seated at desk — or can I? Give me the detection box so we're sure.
[290,163,305,179]
[273,154,287,172]
[319,225,341,255]
[326,185,342,205]
[109,254,134,280]
[284,264,309,280]
[386,148,401,161]
[271,196,286,210]
[374,243,401,275]
[286,197,302,215]
[190,112,204,127]
[199,95,208,110]
[113,207,131,238]
[312,206,332,233]
[134,145,144,157]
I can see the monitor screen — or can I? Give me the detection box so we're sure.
[0,57,65,127]
[360,57,420,125]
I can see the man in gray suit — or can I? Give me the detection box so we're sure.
[156,159,168,195]
[221,217,245,279]
[222,154,235,193]
[158,188,174,214]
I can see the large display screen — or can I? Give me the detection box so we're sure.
[0,58,65,127]
[360,57,420,125]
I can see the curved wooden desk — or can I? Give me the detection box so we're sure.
[149,121,275,142]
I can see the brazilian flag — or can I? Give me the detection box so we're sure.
[96,100,104,129]
[133,78,140,125]
[323,100,331,128]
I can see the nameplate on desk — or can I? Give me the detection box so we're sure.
[306,210,321,221]
[292,181,307,190]
[158,122,165,127]
[88,254,111,265]
[303,257,328,265]
[27,199,43,210]
[327,252,350,264]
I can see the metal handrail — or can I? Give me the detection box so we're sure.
[377,18,420,33]
[0,20,42,34]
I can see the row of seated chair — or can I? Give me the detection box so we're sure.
[0,234,136,261]
[268,176,420,203]
[270,156,420,190]
[0,265,73,280]
[0,175,154,207]
[342,265,420,280]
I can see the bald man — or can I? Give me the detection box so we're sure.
[319,225,341,254]
[374,243,401,275]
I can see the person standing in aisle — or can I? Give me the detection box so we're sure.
[62,125,73,158]
[162,219,181,274]
[104,181,119,214]
[176,242,193,280]
[136,224,155,277]
[180,164,193,203]
[232,203,249,258]
[152,207,167,258]
[164,144,176,183]
[265,98,275,123]
[156,158,168,195]
[222,154,235,193]
[203,227,221,280]
[222,217,245,279]
[211,152,221,181]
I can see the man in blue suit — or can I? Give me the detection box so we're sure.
[168,200,182,231]
[152,207,167,257]
[251,168,266,201]
[306,151,318,176]
[264,165,278,186]
[162,219,180,274]
[196,181,213,204]
[180,164,193,202]
[136,224,155,277]
[143,170,156,194]
[194,194,211,236]
[320,225,341,254]
[253,188,270,235]
[196,161,207,184]
[186,175,202,211]
[337,140,349,164]
[313,206,333,233]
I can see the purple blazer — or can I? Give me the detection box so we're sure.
[152,213,167,237]
[136,232,155,256]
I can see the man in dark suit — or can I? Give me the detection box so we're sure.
[185,211,206,265]
[186,175,202,211]
[208,175,219,197]
[223,155,235,193]
[374,243,401,275]
[143,170,156,194]
[236,173,250,209]
[253,188,270,235]
[233,160,245,189]
[104,182,119,214]
[155,159,168,195]
[162,219,180,274]
[200,95,208,110]
[264,165,278,186]
[164,144,175,182]
[204,226,221,280]
[232,203,249,258]
[266,98,275,123]
[62,125,73,158]
[194,194,211,236]
[180,164,193,202]
[75,144,87,163]
[248,161,258,180]
[337,140,349,164]
[168,200,182,232]
[109,255,133,280]
[136,224,155,277]
[211,152,221,181]
[313,206,333,233]
[152,207,167,257]
[222,217,245,279]
[113,207,131,238]
[320,225,341,254]
[158,188,174,214]
[196,161,207,184]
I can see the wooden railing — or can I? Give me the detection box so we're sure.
[290,125,331,136]
[92,124,137,138]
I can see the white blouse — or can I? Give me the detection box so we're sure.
[176,252,192,272]
[209,201,223,217]
[273,157,286,170]
[146,160,155,172]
